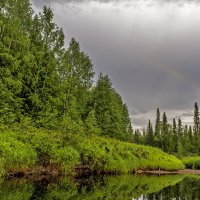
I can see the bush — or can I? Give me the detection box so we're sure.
[182,156,200,169]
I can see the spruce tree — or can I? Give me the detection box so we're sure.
[93,74,132,141]
[154,108,161,148]
[146,119,154,146]
[173,118,178,153]
[193,102,200,142]
[161,112,168,151]
[193,102,200,153]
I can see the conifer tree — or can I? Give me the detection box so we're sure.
[161,112,168,151]
[133,129,141,144]
[173,118,178,152]
[193,102,200,140]
[93,74,132,141]
[146,119,154,146]
[193,102,200,153]
[154,108,161,147]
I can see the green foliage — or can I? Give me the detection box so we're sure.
[0,132,37,174]
[0,0,133,142]
[52,146,80,171]
[134,102,200,157]
[0,127,184,176]
[182,156,200,169]
[93,74,132,141]
[0,179,33,200]
[84,109,100,135]
[0,174,185,200]
[71,134,184,173]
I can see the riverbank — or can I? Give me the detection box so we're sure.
[0,126,184,177]
[5,166,200,183]
[137,169,200,175]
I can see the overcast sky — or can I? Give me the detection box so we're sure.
[30,0,200,130]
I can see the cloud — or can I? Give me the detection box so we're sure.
[30,0,200,129]
[132,108,194,131]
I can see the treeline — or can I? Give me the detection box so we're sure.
[133,103,200,157]
[0,0,132,141]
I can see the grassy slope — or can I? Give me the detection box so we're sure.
[0,126,184,176]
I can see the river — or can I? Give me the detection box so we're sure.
[1,174,200,199]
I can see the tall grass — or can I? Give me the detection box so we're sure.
[182,156,200,169]
[0,126,184,176]
[69,135,184,173]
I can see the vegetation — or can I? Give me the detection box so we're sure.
[0,175,185,200]
[133,103,200,157]
[182,156,200,169]
[2,0,200,177]
[0,126,184,176]
[0,0,132,142]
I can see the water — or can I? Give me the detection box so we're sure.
[0,174,200,199]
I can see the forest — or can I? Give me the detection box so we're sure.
[0,0,199,177]
[133,103,200,157]
[0,0,132,141]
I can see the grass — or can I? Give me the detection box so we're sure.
[0,125,184,176]
[182,156,200,169]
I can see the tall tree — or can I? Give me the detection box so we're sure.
[193,102,200,137]
[146,119,154,146]
[93,74,132,141]
[154,108,161,147]
[161,112,169,151]
[173,118,178,153]
[177,118,183,138]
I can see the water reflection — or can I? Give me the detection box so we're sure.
[1,175,200,199]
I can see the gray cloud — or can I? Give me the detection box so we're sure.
[31,0,200,129]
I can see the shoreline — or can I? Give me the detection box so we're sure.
[137,169,200,175]
[4,165,200,181]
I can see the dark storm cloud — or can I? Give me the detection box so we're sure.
[31,0,200,129]
[31,0,199,8]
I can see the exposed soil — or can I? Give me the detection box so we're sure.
[5,164,200,182]
[137,169,200,175]
[5,164,62,182]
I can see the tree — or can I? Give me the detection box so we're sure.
[173,118,178,153]
[193,102,200,153]
[59,38,94,119]
[93,74,132,141]
[194,102,199,132]
[146,119,154,146]
[161,112,169,151]
[133,129,142,144]
[154,108,161,147]
[84,109,100,135]
[177,119,183,138]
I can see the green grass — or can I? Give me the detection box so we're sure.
[0,126,184,176]
[182,156,200,169]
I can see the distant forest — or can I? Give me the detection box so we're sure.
[133,103,200,157]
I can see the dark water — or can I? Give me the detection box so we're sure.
[0,174,200,199]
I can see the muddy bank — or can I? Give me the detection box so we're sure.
[5,165,62,182]
[5,163,200,181]
[137,169,200,175]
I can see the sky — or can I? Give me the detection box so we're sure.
[30,0,200,130]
